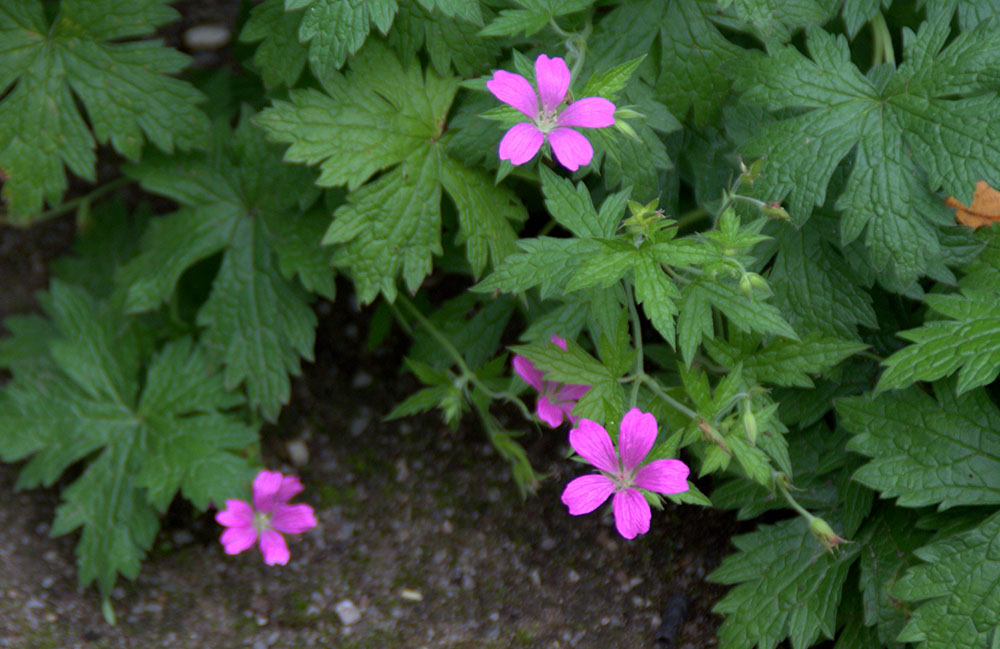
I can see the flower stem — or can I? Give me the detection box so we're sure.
[870,12,895,66]
[639,375,701,422]
[395,293,533,421]
[625,281,644,409]
[777,479,815,522]
[2,177,130,227]
[675,206,711,229]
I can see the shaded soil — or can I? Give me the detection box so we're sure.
[0,216,741,648]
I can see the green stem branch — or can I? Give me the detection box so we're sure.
[3,177,130,227]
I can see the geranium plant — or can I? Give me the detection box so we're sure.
[1,0,999,646]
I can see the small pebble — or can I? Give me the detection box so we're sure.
[540,536,557,551]
[567,570,580,583]
[352,372,372,388]
[286,439,310,467]
[40,577,54,589]
[334,600,361,625]
[349,414,369,437]
[399,588,423,602]
[395,458,409,482]
[441,520,453,534]
[182,24,231,51]
[488,611,500,622]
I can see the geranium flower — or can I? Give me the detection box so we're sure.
[487,54,616,171]
[513,335,591,428]
[216,470,317,565]
[561,409,690,539]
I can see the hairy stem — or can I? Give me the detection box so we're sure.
[4,177,130,227]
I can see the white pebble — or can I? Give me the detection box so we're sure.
[334,600,361,625]
[399,588,423,602]
[286,439,309,467]
[352,372,372,388]
[182,24,231,51]
[567,569,580,583]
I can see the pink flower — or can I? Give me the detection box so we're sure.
[215,470,317,565]
[513,335,591,428]
[561,409,690,539]
[487,54,616,171]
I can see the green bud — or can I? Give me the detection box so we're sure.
[746,272,769,291]
[613,119,640,141]
[739,273,754,299]
[614,107,643,120]
[739,157,764,185]
[741,402,758,445]
[809,517,848,553]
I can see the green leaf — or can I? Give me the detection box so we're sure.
[239,0,309,88]
[839,383,1000,509]
[724,0,837,42]
[710,517,859,649]
[876,288,1000,395]
[696,279,799,341]
[841,0,891,38]
[856,506,932,646]
[257,42,524,302]
[473,237,593,299]
[479,0,591,37]
[657,0,744,126]
[893,510,1000,649]
[440,157,525,278]
[119,113,319,421]
[705,334,867,388]
[768,226,877,339]
[731,18,1000,284]
[539,165,621,239]
[415,0,482,24]
[292,0,398,79]
[0,0,209,222]
[0,284,255,598]
[389,0,497,77]
[634,256,680,345]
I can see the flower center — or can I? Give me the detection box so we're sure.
[253,511,271,534]
[535,109,559,134]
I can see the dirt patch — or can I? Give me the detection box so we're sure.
[0,216,740,649]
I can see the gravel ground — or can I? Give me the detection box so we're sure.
[0,215,742,649]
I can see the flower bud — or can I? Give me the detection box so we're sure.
[698,419,731,455]
[741,403,758,445]
[739,273,754,299]
[761,201,790,220]
[738,157,764,185]
[809,517,848,553]
[746,272,769,291]
[613,119,640,141]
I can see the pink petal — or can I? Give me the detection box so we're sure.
[253,470,284,512]
[220,525,257,555]
[513,354,545,391]
[498,123,545,165]
[535,54,570,114]
[633,459,690,494]
[618,408,657,473]
[556,383,590,402]
[215,499,255,528]
[549,335,568,350]
[487,70,539,120]
[270,504,318,534]
[569,419,620,474]
[259,529,290,565]
[537,395,566,428]
[557,97,616,128]
[276,475,304,504]
[561,474,616,515]
[548,128,593,172]
[612,488,651,540]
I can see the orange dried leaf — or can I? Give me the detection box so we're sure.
[946,180,1000,229]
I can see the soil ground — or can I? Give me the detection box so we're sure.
[0,215,741,649]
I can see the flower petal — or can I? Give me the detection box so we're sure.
[535,54,570,114]
[271,504,318,534]
[537,395,566,428]
[612,488,651,539]
[253,470,284,512]
[499,123,545,166]
[259,529,290,565]
[276,475,304,503]
[215,499,255,528]
[561,474,616,515]
[513,354,545,391]
[548,127,593,172]
[487,70,538,120]
[556,383,590,402]
[220,526,257,555]
[557,97,616,128]
[618,408,657,473]
[634,459,690,494]
[569,419,619,474]
[549,334,568,350]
